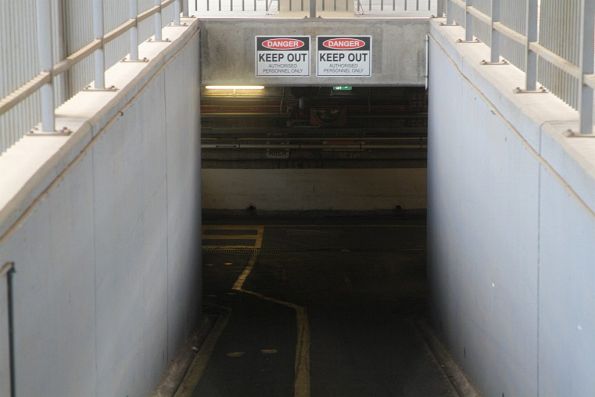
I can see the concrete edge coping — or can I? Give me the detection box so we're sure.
[0,17,201,242]
[429,19,595,216]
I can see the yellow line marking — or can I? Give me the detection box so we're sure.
[237,289,311,397]
[228,224,310,397]
[202,234,258,240]
[255,226,264,249]
[231,253,258,291]
[173,309,231,397]
[202,245,258,250]
[202,225,262,230]
[202,225,263,249]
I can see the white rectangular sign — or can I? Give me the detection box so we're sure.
[316,35,372,77]
[255,36,310,77]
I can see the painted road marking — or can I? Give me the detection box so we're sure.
[231,252,258,291]
[181,225,309,397]
[216,224,310,397]
[202,225,264,250]
[239,289,311,397]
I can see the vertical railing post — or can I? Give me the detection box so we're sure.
[465,0,473,42]
[173,0,181,26]
[578,0,594,134]
[92,0,106,90]
[154,0,163,42]
[310,0,317,17]
[489,0,500,63]
[182,0,190,17]
[525,0,538,91]
[35,0,55,132]
[446,0,454,25]
[129,0,139,61]
[436,0,445,17]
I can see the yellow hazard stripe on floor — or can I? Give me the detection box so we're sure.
[202,225,264,250]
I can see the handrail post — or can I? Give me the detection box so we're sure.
[174,0,181,26]
[525,0,538,91]
[464,0,473,42]
[310,0,317,17]
[35,0,55,132]
[92,0,106,90]
[489,0,500,63]
[446,0,454,25]
[182,0,190,17]
[436,0,445,17]
[578,0,594,134]
[154,0,163,42]
[129,0,139,61]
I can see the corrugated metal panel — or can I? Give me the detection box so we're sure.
[499,0,526,71]
[473,15,490,44]
[1,0,179,154]
[63,0,94,95]
[0,0,39,153]
[500,0,525,33]
[448,1,465,26]
[0,0,67,154]
[472,0,490,15]
[538,0,581,109]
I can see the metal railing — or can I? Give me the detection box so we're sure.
[0,0,189,154]
[444,0,595,135]
[190,0,441,17]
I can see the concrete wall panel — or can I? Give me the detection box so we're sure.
[200,19,428,87]
[428,37,539,397]
[165,36,202,359]
[203,168,426,210]
[538,169,595,397]
[0,153,97,397]
[0,22,201,397]
[429,20,595,397]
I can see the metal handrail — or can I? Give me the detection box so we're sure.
[444,0,594,134]
[191,0,439,16]
[0,0,185,136]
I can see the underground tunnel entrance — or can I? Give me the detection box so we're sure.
[200,85,428,213]
[173,86,455,397]
[201,86,427,170]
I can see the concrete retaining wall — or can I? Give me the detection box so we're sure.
[0,20,201,397]
[200,18,429,87]
[203,168,427,210]
[428,21,595,397]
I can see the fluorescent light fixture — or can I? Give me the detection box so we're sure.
[205,85,265,90]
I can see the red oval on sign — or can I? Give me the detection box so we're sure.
[322,38,366,50]
[262,38,305,50]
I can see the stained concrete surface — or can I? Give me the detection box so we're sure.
[188,215,456,397]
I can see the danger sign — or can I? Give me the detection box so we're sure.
[316,36,372,77]
[256,36,310,77]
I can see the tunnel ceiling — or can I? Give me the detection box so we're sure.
[201,86,427,169]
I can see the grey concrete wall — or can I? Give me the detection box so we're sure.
[428,21,595,397]
[200,18,429,86]
[203,168,426,210]
[0,21,201,397]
